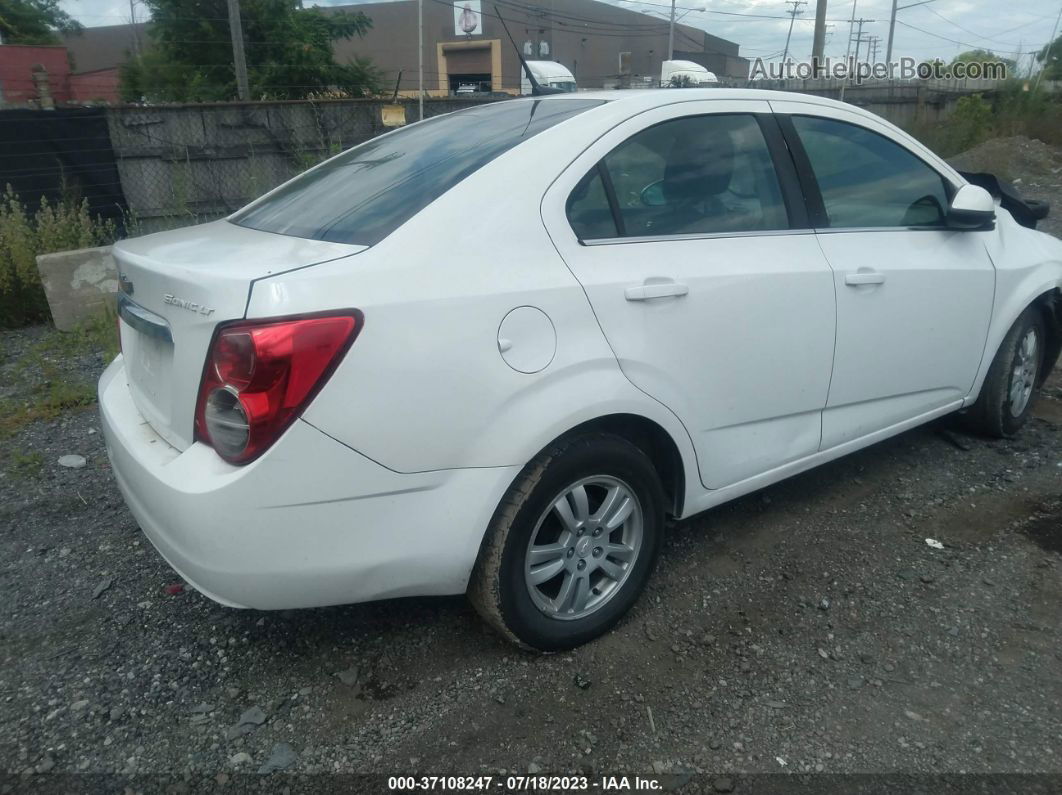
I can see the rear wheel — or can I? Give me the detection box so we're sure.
[469,433,665,651]
[966,307,1046,437]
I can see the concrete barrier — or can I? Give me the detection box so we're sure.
[36,245,117,331]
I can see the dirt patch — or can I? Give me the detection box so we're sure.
[1020,498,1062,554]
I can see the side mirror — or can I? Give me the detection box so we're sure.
[948,184,995,229]
[640,180,666,207]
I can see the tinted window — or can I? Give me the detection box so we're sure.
[791,115,950,228]
[233,99,604,245]
[567,114,788,240]
[566,167,617,240]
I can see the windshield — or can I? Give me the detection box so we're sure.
[231,98,604,246]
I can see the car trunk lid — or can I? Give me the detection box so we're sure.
[113,220,365,451]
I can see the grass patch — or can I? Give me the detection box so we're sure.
[0,307,117,438]
[0,380,97,438]
[904,84,1062,158]
[6,450,45,479]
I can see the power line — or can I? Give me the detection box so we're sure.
[616,0,856,24]
[921,5,1026,50]
[894,19,1026,56]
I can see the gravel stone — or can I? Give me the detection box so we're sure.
[258,743,297,774]
[336,666,360,687]
[237,706,267,726]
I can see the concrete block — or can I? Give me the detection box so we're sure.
[36,245,118,331]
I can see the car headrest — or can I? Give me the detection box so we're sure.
[662,128,735,203]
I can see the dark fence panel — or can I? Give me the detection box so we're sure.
[0,107,127,223]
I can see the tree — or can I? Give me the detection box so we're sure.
[1037,35,1062,82]
[120,0,381,102]
[0,0,81,44]
[950,49,1016,71]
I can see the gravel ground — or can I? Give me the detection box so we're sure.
[1,145,1061,785]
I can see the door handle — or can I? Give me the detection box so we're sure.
[844,270,886,286]
[624,281,689,301]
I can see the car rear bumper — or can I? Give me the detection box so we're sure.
[98,356,518,610]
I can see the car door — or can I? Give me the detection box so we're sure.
[541,99,837,490]
[771,101,996,450]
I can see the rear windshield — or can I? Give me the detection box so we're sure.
[231,98,604,246]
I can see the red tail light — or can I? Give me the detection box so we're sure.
[195,311,361,464]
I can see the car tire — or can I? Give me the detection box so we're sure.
[965,307,1047,438]
[469,433,666,651]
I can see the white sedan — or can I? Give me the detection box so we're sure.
[100,89,1062,650]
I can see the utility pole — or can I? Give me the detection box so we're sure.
[852,18,872,64]
[885,0,898,64]
[226,0,250,101]
[866,34,880,63]
[668,0,676,60]
[811,0,828,69]
[782,0,807,63]
[841,0,858,65]
[418,0,424,119]
[129,0,141,58]
[885,0,941,68]
[839,0,857,100]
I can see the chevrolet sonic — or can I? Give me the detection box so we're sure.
[100,90,1062,650]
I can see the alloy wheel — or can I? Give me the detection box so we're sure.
[1009,328,1039,418]
[523,475,643,621]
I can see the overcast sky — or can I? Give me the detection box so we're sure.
[59,0,1061,72]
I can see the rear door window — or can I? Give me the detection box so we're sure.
[566,114,789,240]
[233,99,604,246]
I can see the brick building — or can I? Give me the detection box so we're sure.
[0,44,121,106]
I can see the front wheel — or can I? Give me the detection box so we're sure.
[966,307,1046,437]
[469,433,665,651]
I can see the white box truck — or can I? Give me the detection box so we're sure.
[519,61,577,95]
[661,60,719,87]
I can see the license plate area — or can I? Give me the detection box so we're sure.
[119,296,177,444]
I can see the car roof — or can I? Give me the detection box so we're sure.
[509,87,964,191]
[524,88,856,113]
